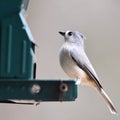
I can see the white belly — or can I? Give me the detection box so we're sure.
[59,45,86,80]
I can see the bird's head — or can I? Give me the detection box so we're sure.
[59,30,86,45]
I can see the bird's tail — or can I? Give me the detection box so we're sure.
[97,88,117,115]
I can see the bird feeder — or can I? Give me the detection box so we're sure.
[0,0,77,104]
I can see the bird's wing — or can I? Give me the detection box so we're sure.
[70,48,102,88]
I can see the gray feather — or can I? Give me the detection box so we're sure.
[70,48,102,89]
[70,48,117,114]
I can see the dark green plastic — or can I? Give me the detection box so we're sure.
[0,0,78,103]
[0,0,35,79]
[0,80,78,102]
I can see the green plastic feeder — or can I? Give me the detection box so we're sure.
[0,0,35,79]
[0,0,78,103]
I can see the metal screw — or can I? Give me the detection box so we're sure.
[31,84,41,94]
[59,83,68,93]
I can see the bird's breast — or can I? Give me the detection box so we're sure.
[59,44,86,79]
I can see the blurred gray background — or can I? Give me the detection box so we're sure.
[0,0,120,120]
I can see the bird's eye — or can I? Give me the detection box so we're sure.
[68,32,73,36]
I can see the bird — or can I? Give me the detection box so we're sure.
[59,30,117,114]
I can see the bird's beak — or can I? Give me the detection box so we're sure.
[59,31,65,36]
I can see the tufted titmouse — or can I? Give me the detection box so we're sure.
[59,30,117,114]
